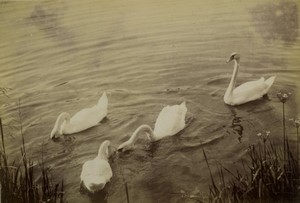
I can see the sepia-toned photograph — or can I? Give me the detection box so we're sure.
[0,0,299,202]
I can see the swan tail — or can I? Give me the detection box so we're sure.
[180,101,186,108]
[264,76,276,94]
[180,101,187,112]
[83,177,107,192]
[98,92,108,107]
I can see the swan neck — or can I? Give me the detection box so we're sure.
[226,59,239,95]
[58,113,71,134]
[97,141,110,160]
[51,113,71,138]
[129,124,155,144]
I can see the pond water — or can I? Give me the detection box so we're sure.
[0,0,300,202]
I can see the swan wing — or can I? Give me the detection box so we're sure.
[68,106,105,132]
[232,78,269,105]
[68,94,108,133]
[154,102,187,139]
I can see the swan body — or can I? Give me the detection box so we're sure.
[80,140,112,193]
[224,53,276,106]
[118,102,187,151]
[50,92,108,139]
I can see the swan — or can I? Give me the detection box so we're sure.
[80,140,113,193]
[50,92,108,139]
[224,53,276,106]
[118,102,187,152]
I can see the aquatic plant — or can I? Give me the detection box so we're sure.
[205,140,298,202]
[257,130,270,160]
[277,89,291,162]
[291,118,300,172]
[0,117,65,203]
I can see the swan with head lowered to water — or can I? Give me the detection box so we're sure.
[80,140,113,193]
[50,92,108,139]
[117,102,187,152]
[224,53,276,106]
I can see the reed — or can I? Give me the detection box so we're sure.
[277,90,290,163]
[119,165,130,203]
[125,182,130,203]
[205,140,299,202]
[292,118,300,170]
[0,117,65,203]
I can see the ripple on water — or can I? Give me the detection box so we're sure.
[0,0,299,202]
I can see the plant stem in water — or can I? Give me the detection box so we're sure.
[125,183,130,203]
[0,117,5,155]
[283,103,286,163]
[297,127,299,172]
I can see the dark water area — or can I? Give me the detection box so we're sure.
[0,0,300,202]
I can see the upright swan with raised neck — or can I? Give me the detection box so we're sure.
[50,92,108,139]
[118,102,187,152]
[224,53,276,106]
[80,140,113,193]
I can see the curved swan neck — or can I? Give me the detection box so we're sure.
[128,124,155,144]
[97,141,110,160]
[50,112,71,138]
[226,59,239,96]
[58,112,71,131]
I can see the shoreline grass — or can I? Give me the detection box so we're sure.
[205,139,299,202]
[0,117,65,203]
[205,91,300,202]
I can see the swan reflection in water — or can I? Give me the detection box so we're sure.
[230,108,244,143]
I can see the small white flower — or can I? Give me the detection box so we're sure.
[294,118,300,128]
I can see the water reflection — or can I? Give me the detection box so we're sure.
[1,0,299,202]
[30,3,74,46]
[230,108,244,142]
[251,1,298,43]
[80,183,108,203]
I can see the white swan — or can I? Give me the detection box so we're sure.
[80,140,113,193]
[50,92,108,139]
[224,53,276,106]
[118,102,187,152]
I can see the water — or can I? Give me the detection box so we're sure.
[0,0,300,202]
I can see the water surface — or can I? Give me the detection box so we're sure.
[0,0,300,202]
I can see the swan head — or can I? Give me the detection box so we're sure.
[117,140,133,152]
[50,112,69,139]
[227,52,240,63]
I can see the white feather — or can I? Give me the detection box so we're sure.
[50,92,108,138]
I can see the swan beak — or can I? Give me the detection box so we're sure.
[226,58,232,63]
